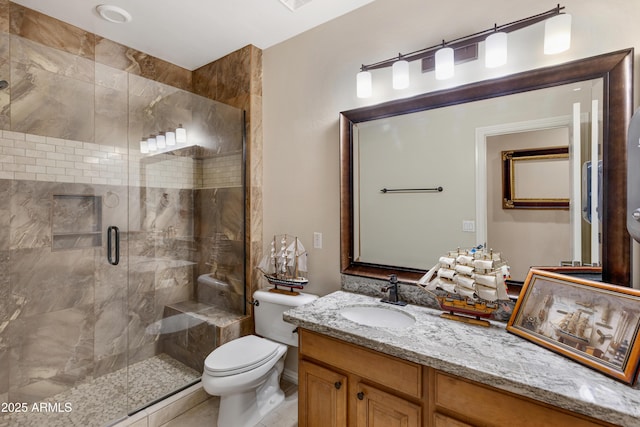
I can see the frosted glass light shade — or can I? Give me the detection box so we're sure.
[356,70,372,98]
[140,140,149,154]
[165,130,176,146]
[485,32,507,68]
[392,60,409,89]
[176,125,187,144]
[156,133,166,149]
[435,47,454,80]
[544,14,572,54]
[147,136,157,152]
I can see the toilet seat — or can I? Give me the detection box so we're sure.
[204,335,283,377]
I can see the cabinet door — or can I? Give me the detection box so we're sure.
[299,360,348,427]
[355,382,421,427]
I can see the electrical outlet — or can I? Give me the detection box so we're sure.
[313,232,323,249]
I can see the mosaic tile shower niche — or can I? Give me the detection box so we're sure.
[0,4,247,426]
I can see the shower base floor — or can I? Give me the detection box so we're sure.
[0,353,200,427]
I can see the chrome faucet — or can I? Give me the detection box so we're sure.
[381,274,407,306]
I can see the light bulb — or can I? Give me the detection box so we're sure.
[435,47,454,80]
[485,32,507,68]
[140,139,149,154]
[165,130,176,146]
[392,60,409,90]
[176,124,187,144]
[147,135,157,152]
[156,133,166,149]
[356,70,372,98]
[544,14,572,55]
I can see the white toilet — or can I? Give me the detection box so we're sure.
[202,289,317,427]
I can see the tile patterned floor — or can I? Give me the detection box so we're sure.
[0,354,200,427]
[161,379,298,427]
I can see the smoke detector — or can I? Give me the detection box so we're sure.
[96,5,132,23]
[279,0,312,11]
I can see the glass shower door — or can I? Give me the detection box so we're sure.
[125,74,245,413]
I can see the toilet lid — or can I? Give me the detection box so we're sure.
[204,335,282,377]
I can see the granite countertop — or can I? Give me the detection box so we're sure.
[283,290,640,426]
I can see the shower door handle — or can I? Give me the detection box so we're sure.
[107,226,120,265]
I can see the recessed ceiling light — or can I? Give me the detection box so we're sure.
[279,0,312,11]
[96,4,132,24]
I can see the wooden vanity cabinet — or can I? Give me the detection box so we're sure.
[298,329,424,427]
[431,371,616,427]
[298,328,618,427]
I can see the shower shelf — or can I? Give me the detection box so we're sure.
[51,194,103,251]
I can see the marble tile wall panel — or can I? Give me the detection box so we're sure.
[159,305,216,373]
[95,37,191,92]
[0,249,9,398]
[0,0,8,34]
[9,3,95,60]
[93,238,128,376]
[194,45,263,312]
[8,303,94,403]
[95,63,128,150]
[0,33,9,130]
[11,61,94,141]
[10,179,53,249]
[0,179,8,250]
[194,187,244,313]
[10,247,95,318]
[128,73,192,143]
[190,94,243,155]
[11,35,94,83]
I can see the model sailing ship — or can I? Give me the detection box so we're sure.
[417,246,511,326]
[258,234,308,292]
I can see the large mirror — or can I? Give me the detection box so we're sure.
[340,49,633,287]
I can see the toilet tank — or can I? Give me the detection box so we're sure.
[253,290,317,347]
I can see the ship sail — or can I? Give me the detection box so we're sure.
[417,246,511,324]
[257,234,309,290]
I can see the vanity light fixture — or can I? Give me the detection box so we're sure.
[140,125,188,154]
[485,27,508,68]
[147,135,157,152]
[435,44,454,80]
[544,13,572,54]
[355,4,570,98]
[156,132,166,149]
[392,57,410,90]
[139,139,149,154]
[176,124,187,144]
[356,67,372,98]
[165,130,176,146]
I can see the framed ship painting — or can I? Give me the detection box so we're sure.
[507,268,640,384]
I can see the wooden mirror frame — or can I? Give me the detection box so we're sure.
[340,49,633,287]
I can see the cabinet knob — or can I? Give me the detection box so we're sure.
[334,381,342,390]
[357,391,364,400]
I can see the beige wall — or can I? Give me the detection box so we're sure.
[263,0,640,296]
[487,129,571,282]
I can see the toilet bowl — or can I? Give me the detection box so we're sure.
[202,290,317,427]
[203,335,288,427]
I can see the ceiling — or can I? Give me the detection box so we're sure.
[12,0,375,70]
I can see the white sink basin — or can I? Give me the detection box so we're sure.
[339,305,415,328]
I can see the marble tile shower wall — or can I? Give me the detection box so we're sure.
[0,1,246,410]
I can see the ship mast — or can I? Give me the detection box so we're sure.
[294,238,299,279]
